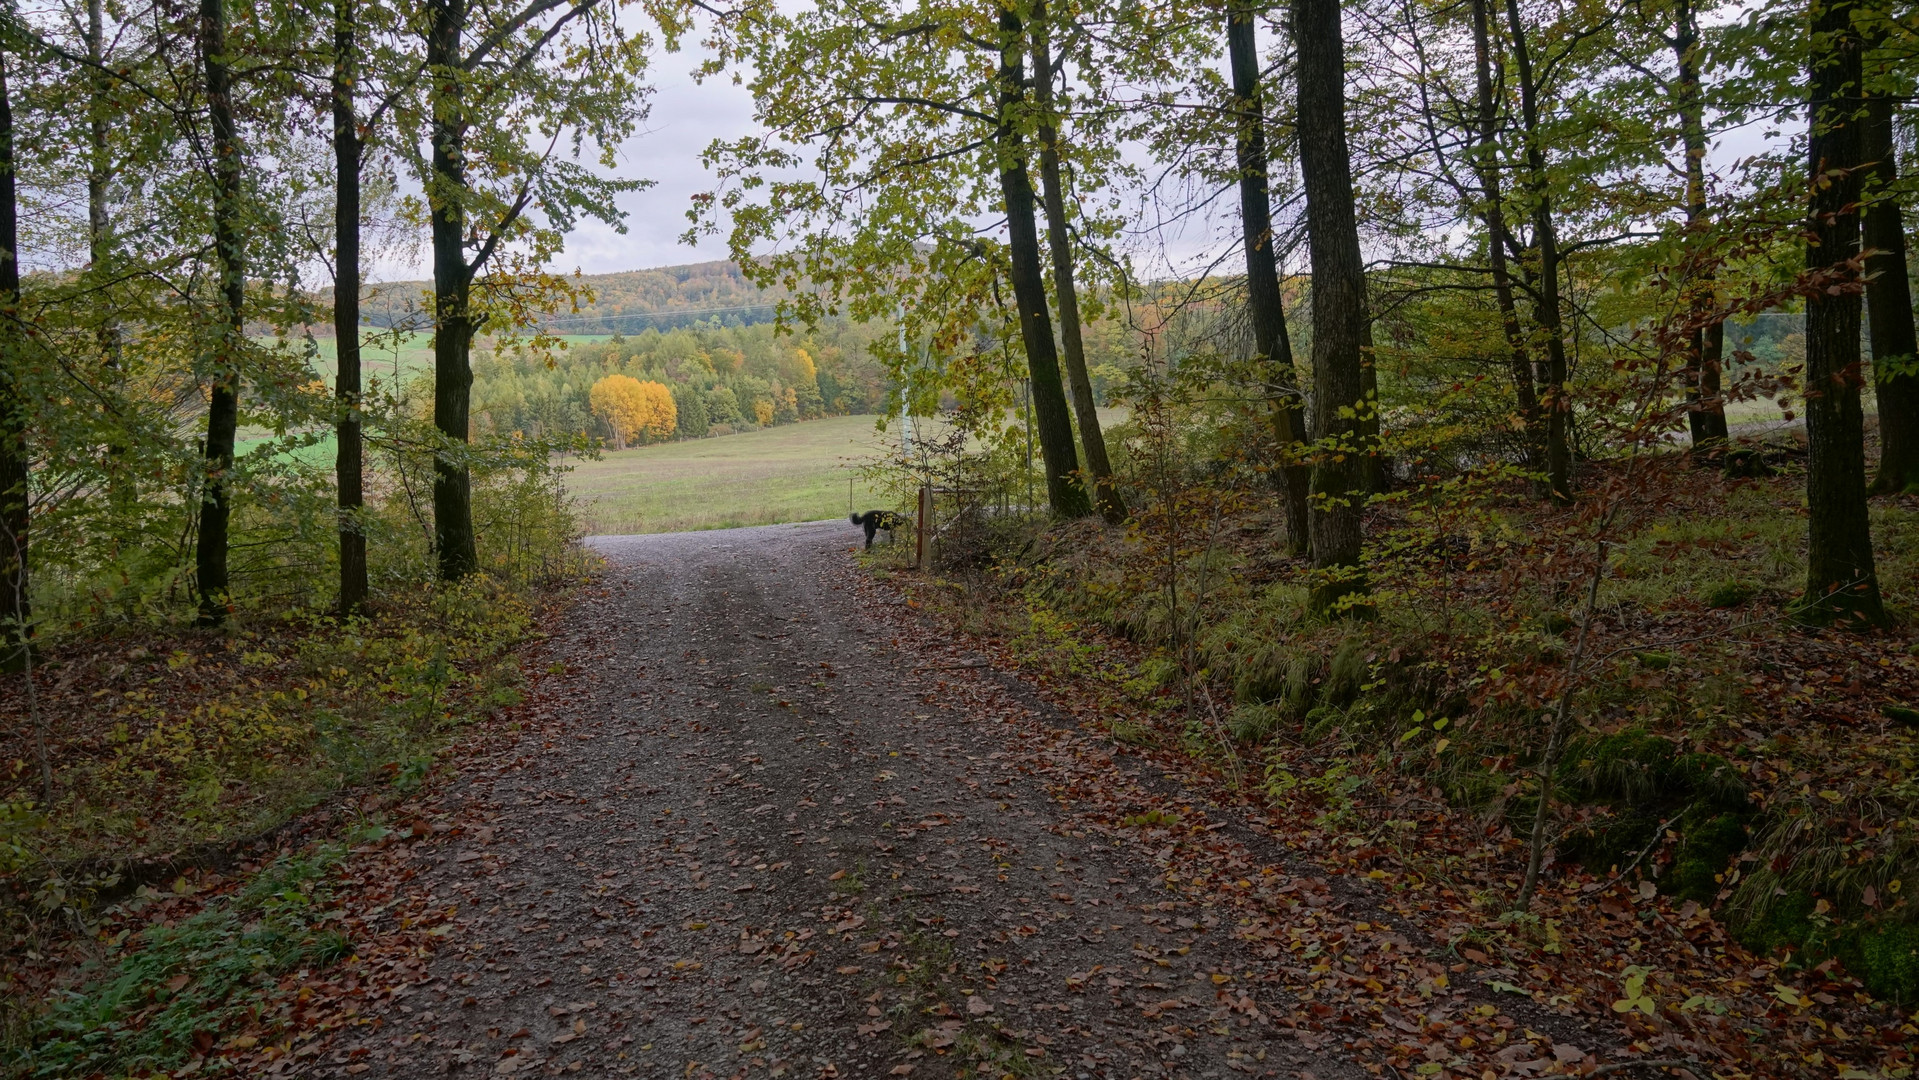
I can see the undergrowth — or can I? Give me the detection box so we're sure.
[902,457,1919,1005]
[0,576,545,899]
[0,456,592,1076]
[11,843,358,1079]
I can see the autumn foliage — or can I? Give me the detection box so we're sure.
[589,375,677,449]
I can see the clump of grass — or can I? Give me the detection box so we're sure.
[830,861,867,896]
[1700,579,1759,609]
[16,846,354,1078]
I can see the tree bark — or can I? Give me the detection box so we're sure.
[428,0,480,578]
[89,0,130,509]
[1226,0,1310,555]
[997,4,1089,518]
[1674,0,1729,449]
[1030,5,1124,524]
[1800,0,1885,624]
[1864,95,1919,493]
[334,0,368,613]
[1502,0,1572,503]
[0,52,30,670]
[1466,0,1542,470]
[1292,0,1370,613]
[196,0,243,625]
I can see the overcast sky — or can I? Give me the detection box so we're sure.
[562,54,763,275]
[364,49,761,281]
[368,23,1791,286]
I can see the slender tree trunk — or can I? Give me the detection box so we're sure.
[1864,96,1919,493]
[1503,0,1572,503]
[334,0,368,614]
[87,0,112,331]
[1801,0,1885,624]
[196,0,243,626]
[0,52,30,671]
[86,0,109,270]
[89,0,129,510]
[429,0,480,578]
[1226,0,1310,555]
[1292,0,1370,613]
[997,4,1089,518]
[1466,0,1541,470]
[1030,5,1124,524]
[1675,0,1729,449]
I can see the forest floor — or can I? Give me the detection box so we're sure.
[255,514,1860,1080]
[12,508,1912,1079]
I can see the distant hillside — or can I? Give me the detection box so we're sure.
[358,260,788,334]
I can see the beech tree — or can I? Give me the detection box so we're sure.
[194,0,246,625]
[1226,0,1309,555]
[332,0,370,613]
[699,0,1141,518]
[1029,1,1122,522]
[1861,2,1917,495]
[1294,0,1369,611]
[994,1,1087,517]
[1666,0,1731,450]
[410,0,650,580]
[0,37,27,668]
[1799,0,1884,624]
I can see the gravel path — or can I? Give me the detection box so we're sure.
[328,520,1361,1080]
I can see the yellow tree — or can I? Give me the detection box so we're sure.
[633,380,677,442]
[591,375,677,449]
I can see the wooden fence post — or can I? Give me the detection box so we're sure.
[915,484,932,569]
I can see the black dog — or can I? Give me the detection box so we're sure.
[851,510,910,549]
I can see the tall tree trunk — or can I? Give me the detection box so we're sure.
[0,52,30,670]
[196,0,243,626]
[429,0,480,578]
[1674,0,1729,449]
[1226,0,1310,555]
[334,0,368,613]
[1466,0,1541,469]
[1030,5,1124,524]
[1864,96,1919,493]
[1502,0,1572,503]
[1292,0,1370,613]
[89,0,130,510]
[1800,0,1885,624]
[997,3,1088,518]
[87,0,112,335]
[86,0,109,267]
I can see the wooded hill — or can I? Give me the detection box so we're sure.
[355,260,788,335]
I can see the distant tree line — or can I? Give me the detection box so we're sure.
[464,319,897,447]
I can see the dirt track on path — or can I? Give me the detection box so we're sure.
[326,520,1367,1080]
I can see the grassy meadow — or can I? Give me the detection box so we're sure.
[298,330,615,384]
[567,414,901,535]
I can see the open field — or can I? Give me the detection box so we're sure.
[298,331,613,385]
[567,414,900,534]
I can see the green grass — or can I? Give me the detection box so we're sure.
[237,331,616,454]
[568,414,898,535]
[294,331,613,386]
[15,845,354,1079]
